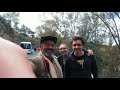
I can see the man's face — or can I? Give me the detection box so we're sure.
[41,40,55,57]
[59,44,68,56]
[72,40,84,54]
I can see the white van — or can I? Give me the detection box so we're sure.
[20,42,32,54]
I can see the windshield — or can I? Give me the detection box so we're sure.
[20,44,31,49]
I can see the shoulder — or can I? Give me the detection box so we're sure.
[67,52,74,59]
[57,55,63,60]
[0,37,36,78]
[31,54,44,65]
[87,54,95,59]
[52,55,58,61]
[0,37,28,64]
[0,37,27,56]
[58,55,62,58]
[85,54,96,62]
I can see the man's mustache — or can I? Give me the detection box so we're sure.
[45,49,54,53]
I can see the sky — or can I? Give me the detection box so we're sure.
[18,12,41,32]
[0,12,119,45]
[0,12,120,32]
[0,12,52,32]
[18,12,53,32]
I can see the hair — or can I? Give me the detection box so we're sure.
[59,43,68,48]
[59,43,69,52]
[71,35,85,45]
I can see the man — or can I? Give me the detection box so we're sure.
[65,36,98,78]
[30,36,63,78]
[0,37,36,78]
[58,43,94,78]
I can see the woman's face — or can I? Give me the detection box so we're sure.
[59,44,68,56]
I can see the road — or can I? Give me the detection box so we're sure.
[27,50,38,60]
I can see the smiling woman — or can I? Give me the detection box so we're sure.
[0,37,36,78]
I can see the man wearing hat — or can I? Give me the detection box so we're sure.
[29,36,63,78]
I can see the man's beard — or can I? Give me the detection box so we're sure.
[43,49,54,58]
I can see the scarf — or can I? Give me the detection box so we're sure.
[37,51,63,78]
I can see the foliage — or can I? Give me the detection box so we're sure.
[0,15,14,41]
[0,12,120,78]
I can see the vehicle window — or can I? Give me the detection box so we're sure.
[20,44,31,49]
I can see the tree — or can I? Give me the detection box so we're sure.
[36,12,120,77]
[0,15,14,41]
[92,12,120,60]
[91,12,120,77]
[2,12,20,29]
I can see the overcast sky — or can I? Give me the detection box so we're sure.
[18,12,54,32]
[18,12,41,31]
[1,12,120,33]
[0,12,52,32]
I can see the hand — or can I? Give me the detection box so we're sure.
[87,49,93,56]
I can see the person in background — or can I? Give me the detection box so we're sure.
[65,36,98,78]
[58,43,94,78]
[29,36,63,78]
[0,37,36,78]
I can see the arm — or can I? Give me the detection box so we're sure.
[0,37,36,78]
